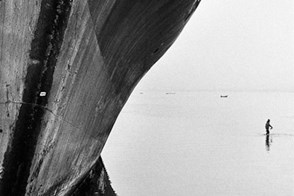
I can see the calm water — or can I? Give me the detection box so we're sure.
[102,91,294,196]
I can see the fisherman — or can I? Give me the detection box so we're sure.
[265,119,273,134]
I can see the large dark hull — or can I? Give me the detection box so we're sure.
[0,0,201,195]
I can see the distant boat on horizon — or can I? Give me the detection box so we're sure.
[220,95,228,98]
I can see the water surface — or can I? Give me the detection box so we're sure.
[102,91,294,196]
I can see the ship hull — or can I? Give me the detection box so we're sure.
[0,0,201,195]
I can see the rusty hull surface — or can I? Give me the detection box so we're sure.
[0,0,201,195]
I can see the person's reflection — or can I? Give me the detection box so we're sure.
[265,134,273,151]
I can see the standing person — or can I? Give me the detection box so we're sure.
[265,119,273,134]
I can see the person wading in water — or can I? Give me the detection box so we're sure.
[265,119,273,134]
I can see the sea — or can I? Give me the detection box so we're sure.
[101,91,294,196]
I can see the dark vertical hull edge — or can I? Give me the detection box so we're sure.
[0,0,73,195]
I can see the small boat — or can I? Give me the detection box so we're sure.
[220,95,228,98]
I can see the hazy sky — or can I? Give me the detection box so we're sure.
[135,0,294,92]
